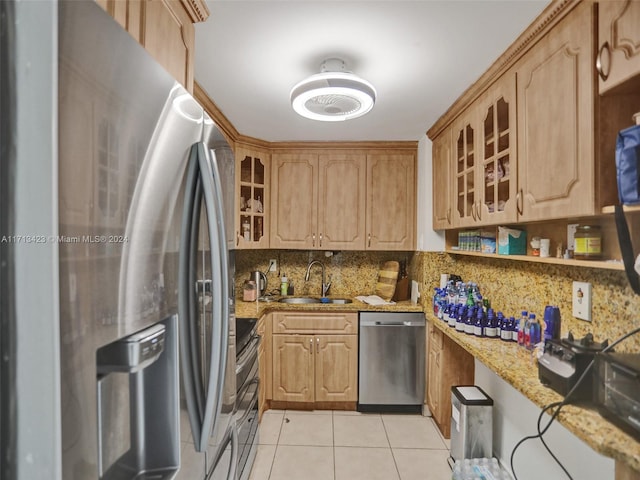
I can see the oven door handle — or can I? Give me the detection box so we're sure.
[209,425,238,480]
[236,334,261,373]
[236,378,260,426]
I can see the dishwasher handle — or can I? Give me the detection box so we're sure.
[360,319,426,327]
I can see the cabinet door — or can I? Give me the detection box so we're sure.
[318,153,367,250]
[366,153,416,250]
[426,325,443,422]
[272,335,314,403]
[258,339,266,420]
[236,145,270,249]
[432,129,453,230]
[516,1,595,221]
[314,335,358,403]
[477,73,518,225]
[597,0,640,94]
[142,0,195,92]
[451,110,480,227]
[270,153,318,249]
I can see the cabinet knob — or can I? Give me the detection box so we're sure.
[316,337,319,354]
[368,233,371,247]
[471,203,477,221]
[310,338,313,354]
[312,233,316,247]
[319,233,323,247]
[596,41,610,82]
[236,231,239,246]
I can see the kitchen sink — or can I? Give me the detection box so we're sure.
[278,297,320,304]
[277,297,353,304]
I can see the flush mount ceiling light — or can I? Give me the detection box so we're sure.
[290,58,377,122]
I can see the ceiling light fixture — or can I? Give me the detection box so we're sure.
[290,58,377,122]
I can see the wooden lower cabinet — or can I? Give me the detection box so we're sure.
[426,323,474,438]
[269,311,358,408]
[272,334,358,404]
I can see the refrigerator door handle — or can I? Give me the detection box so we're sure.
[196,142,230,451]
[179,144,206,449]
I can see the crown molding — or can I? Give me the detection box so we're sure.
[180,0,209,23]
[427,0,583,140]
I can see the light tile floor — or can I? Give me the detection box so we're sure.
[248,410,453,480]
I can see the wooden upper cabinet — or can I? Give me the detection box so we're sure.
[96,0,209,93]
[477,74,517,225]
[366,153,416,250]
[597,0,640,94]
[236,144,270,249]
[516,1,596,221]
[451,110,479,228]
[447,73,517,229]
[318,153,367,250]
[270,153,318,249]
[270,152,367,250]
[432,129,452,230]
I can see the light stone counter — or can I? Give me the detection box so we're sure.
[428,317,640,475]
[235,296,423,319]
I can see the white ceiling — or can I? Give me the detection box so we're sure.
[194,0,549,143]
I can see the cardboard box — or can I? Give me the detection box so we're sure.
[498,227,526,255]
[480,231,497,254]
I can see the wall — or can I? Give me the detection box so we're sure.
[416,134,445,251]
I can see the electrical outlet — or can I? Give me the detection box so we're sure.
[268,259,277,272]
[572,281,592,321]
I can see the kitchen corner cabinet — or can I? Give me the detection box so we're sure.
[516,1,596,221]
[271,312,357,405]
[270,152,367,250]
[366,153,416,250]
[427,323,474,439]
[96,0,208,93]
[597,0,640,94]
[236,145,270,249]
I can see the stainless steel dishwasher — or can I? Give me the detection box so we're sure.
[358,312,426,413]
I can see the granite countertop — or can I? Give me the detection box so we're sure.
[235,295,423,319]
[428,317,640,474]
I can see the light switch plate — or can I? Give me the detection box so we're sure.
[572,281,592,321]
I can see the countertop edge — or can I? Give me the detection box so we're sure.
[235,297,424,319]
[427,317,640,474]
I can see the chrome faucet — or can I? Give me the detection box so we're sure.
[304,260,331,297]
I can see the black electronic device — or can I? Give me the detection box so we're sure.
[538,332,608,401]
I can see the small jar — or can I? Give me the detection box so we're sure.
[574,225,602,260]
[243,280,257,301]
[242,221,250,242]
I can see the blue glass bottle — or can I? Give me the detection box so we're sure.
[485,309,497,338]
[464,306,476,335]
[473,309,485,337]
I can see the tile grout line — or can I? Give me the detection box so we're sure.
[380,415,403,480]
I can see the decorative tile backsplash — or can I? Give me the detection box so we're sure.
[235,249,640,351]
[414,252,640,352]
[235,250,413,298]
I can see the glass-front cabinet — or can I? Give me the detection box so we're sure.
[235,144,270,248]
[450,74,517,228]
[452,112,477,227]
[478,74,517,224]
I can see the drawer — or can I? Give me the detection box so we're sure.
[272,311,357,334]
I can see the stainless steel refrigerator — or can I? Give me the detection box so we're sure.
[57,2,237,479]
